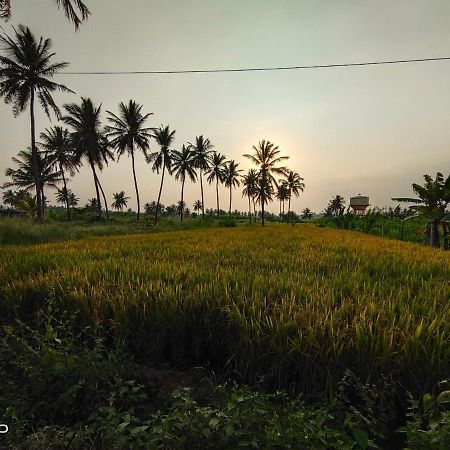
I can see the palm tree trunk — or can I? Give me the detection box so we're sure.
[262,201,265,227]
[60,162,70,220]
[30,90,43,220]
[131,149,140,221]
[180,178,185,221]
[200,168,205,219]
[229,185,232,219]
[155,163,165,225]
[288,193,291,218]
[279,200,282,222]
[96,174,109,220]
[443,222,449,250]
[430,220,440,248]
[252,198,256,222]
[216,178,220,219]
[248,197,251,222]
[91,163,102,219]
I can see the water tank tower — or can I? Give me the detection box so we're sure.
[350,194,370,215]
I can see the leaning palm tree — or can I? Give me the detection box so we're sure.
[40,126,77,220]
[111,191,130,212]
[0,25,73,219]
[206,152,227,219]
[3,149,61,216]
[1,1,90,29]
[106,100,153,221]
[148,125,176,224]
[189,135,213,219]
[285,170,305,216]
[244,140,289,226]
[63,98,113,219]
[171,145,197,221]
[223,160,243,219]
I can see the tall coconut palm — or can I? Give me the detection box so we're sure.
[106,100,153,221]
[111,191,130,212]
[242,169,258,222]
[171,145,197,221]
[3,149,61,216]
[285,170,305,216]
[276,182,290,221]
[189,135,213,219]
[1,1,90,29]
[0,25,73,219]
[244,140,289,226]
[223,160,242,219]
[148,125,175,224]
[40,126,77,220]
[63,98,113,219]
[206,152,227,219]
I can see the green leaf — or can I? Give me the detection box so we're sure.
[352,427,369,450]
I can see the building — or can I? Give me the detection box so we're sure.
[349,195,370,215]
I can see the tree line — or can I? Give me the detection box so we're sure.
[0,26,305,226]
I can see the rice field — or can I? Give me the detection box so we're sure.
[1,224,449,395]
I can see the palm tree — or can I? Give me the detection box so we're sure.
[171,145,197,221]
[244,140,289,226]
[223,160,243,219]
[106,100,153,221]
[40,126,77,220]
[393,172,450,248]
[63,98,113,220]
[206,152,227,219]
[3,149,61,205]
[285,170,305,216]
[177,200,187,217]
[193,200,203,215]
[1,1,90,28]
[148,125,175,224]
[242,169,258,223]
[189,135,213,219]
[0,26,73,219]
[111,191,130,212]
[2,189,16,207]
[301,207,313,220]
[276,182,290,221]
[68,190,78,209]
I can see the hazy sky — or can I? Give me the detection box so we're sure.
[1,0,449,213]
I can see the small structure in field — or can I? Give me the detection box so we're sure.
[350,194,370,215]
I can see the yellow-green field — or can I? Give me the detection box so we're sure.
[1,224,449,394]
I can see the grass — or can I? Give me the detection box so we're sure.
[0,224,449,397]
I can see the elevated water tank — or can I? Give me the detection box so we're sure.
[350,194,370,215]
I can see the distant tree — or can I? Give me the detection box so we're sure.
[244,140,289,226]
[0,25,73,219]
[206,152,226,219]
[1,1,90,29]
[2,189,15,207]
[242,169,258,222]
[301,207,313,220]
[148,125,175,224]
[144,201,158,216]
[193,200,203,215]
[68,190,78,208]
[189,135,213,219]
[285,170,305,216]
[111,191,130,212]
[171,145,197,221]
[223,160,242,219]
[63,98,113,220]
[3,149,61,216]
[165,204,177,217]
[106,100,153,221]
[393,172,450,249]
[86,197,99,213]
[177,200,187,217]
[40,126,77,220]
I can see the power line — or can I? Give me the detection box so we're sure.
[59,56,450,75]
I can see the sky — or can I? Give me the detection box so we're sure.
[1,0,449,213]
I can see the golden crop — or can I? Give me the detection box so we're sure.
[1,224,449,394]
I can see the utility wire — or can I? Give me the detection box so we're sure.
[59,56,450,75]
